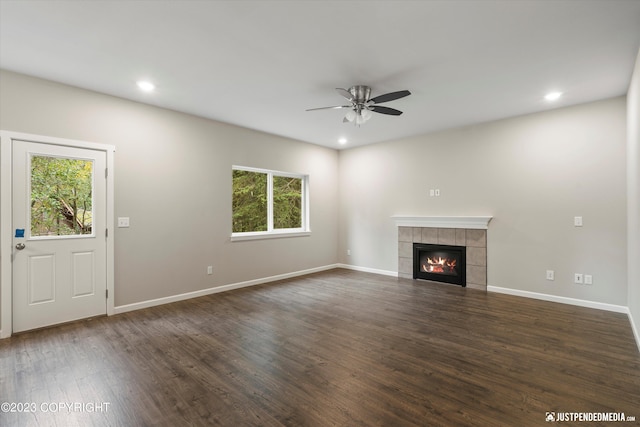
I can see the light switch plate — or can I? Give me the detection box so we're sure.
[117,217,130,228]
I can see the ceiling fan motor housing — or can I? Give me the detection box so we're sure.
[349,85,371,104]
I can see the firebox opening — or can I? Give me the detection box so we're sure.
[413,243,466,286]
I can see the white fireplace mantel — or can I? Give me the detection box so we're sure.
[392,215,493,229]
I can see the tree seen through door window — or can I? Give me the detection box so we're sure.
[30,155,94,236]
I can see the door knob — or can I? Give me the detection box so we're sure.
[15,243,25,250]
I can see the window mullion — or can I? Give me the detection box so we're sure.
[267,172,274,232]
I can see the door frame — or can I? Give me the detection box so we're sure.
[0,131,115,338]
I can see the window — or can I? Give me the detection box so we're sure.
[232,166,309,240]
[30,155,94,237]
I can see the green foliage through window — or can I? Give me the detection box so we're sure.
[273,176,302,229]
[232,167,305,234]
[31,155,94,236]
[232,170,268,232]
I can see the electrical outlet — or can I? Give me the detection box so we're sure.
[574,273,583,284]
[207,266,213,275]
[546,270,555,281]
[584,274,593,285]
[574,216,583,227]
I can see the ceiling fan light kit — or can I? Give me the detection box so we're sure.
[307,85,411,126]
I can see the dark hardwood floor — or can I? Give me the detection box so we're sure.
[1,269,639,426]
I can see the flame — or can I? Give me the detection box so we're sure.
[422,256,457,274]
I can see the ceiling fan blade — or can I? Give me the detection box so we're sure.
[336,88,354,101]
[369,90,411,104]
[306,105,351,111]
[370,105,403,116]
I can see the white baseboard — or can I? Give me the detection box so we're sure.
[114,264,340,314]
[336,263,398,277]
[487,285,629,313]
[0,329,7,339]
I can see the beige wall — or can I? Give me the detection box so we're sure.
[0,70,339,309]
[628,48,640,346]
[339,97,628,306]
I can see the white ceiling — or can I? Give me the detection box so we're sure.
[1,1,639,149]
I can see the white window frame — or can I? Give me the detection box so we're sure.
[231,166,310,241]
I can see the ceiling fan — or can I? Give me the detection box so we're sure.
[307,85,411,125]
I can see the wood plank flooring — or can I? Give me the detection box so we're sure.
[1,269,639,426]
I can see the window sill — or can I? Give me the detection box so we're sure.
[230,230,311,242]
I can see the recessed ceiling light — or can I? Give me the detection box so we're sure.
[544,91,562,101]
[338,138,347,145]
[136,80,155,92]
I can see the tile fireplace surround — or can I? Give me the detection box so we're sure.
[394,216,492,290]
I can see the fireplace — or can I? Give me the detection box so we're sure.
[413,243,466,286]
[395,218,490,289]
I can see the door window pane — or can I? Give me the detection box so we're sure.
[30,155,94,236]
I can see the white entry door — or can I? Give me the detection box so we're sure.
[12,140,107,332]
